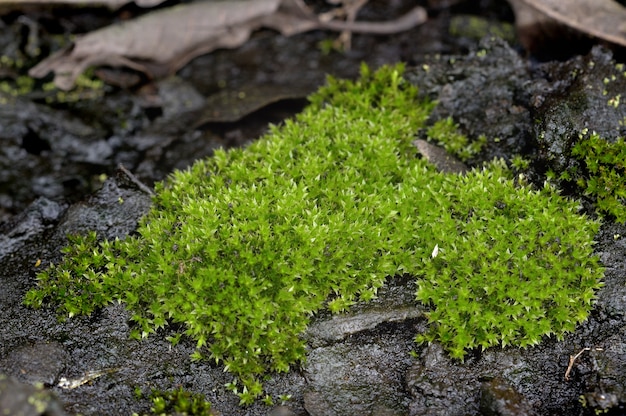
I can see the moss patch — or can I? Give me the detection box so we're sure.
[414,166,602,358]
[24,64,604,403]
[138,387,215,416]
[565,132,626,224]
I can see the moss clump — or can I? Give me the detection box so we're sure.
[24,64,604,403]
[414,165,602,358]
[566,132,626,224]
[137,387,214,416]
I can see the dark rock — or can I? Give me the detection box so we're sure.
[267,405,296,416]
[52,166,153,241]
[0,374,68,416]
[0,342,68,387]
[577,331,626,415]
[406,36,534,165]
[533,46,626,176]
[406,344,480,416]
[0,95,109,219]
[303,327,414,416]
[0,197,64,260]
[479,377,535,416]
[302,276,422,416]
[303,304,424,349]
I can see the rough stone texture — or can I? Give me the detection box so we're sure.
[51,166,154,240]
[406,36,535,164]
[0,197,64,259]
[303,305,424,349]
[533,46,626,173]
[303,321,418,416]
[479,377,535,416]
[0,341,68,387]
[0,374,68,416]
[0,95,111,222]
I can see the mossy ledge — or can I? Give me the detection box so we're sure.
[24,64,604,404]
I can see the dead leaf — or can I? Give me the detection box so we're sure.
[0,0,165,12]
[508,0,626,51]
[29,0,426,90]
[29,0,282,90]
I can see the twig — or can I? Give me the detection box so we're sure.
[117,164,155,196]
[319,5,427,34]
[564,347,603,381]
[326,0,369,50]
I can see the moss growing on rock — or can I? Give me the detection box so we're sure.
[138,387,215,416]
[567,132,626,224]
[414,165,602,358]
[24,64,604,403]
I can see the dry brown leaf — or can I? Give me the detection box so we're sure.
[508,0,626,49]
[29,0,282,90]
[29,0,426,90]
[0,0,165,11]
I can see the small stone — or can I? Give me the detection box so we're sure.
[0,342,68,386]
[413,139,468,174]
[267,405,296,416]
[0,374,68,416]
[479,377,535,416]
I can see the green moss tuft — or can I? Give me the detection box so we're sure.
[414,160,603,358]
[137,387,214,416]
[568,132,626,224]
[24,64,604,402]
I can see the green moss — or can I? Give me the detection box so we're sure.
[42,68,105,103]
[0,54,103,102]
[414,162,602,358]
[510,155,531,170]
[448,16,516,44]
[426,116,486,162]
[136,387,214,416]
[567,132,626,224]
[24,64,604,402]
[0,53,35,97]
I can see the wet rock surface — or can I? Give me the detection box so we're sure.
[406,36,534,164]
[304,333,414,416]
[0,5,624,416]
[302,276,422,416]
[0,196,64,259]
[0,374,68,416]
[479,377,535,416]
[0,341,68,387]
[533,46,626,173]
